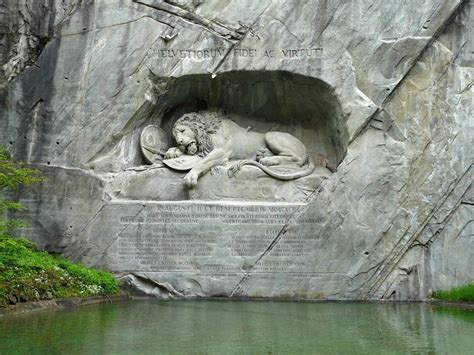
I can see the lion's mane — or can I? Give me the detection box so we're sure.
[173,112,222,157]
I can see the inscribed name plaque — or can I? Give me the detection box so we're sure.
[79,200,332,297]
[104,201,309,273]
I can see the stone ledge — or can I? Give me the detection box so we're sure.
[0,293,131,317]
[113,164,331,202]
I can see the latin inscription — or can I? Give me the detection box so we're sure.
[111,202,320,275]
[152,47,323,60]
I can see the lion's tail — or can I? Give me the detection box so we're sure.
[228,158,315,180]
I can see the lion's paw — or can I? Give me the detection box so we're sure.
[259,157,279,166]
[164,147,184,159]
[184,169,199,188]
[227,162,243,177]
[210,166,222,176]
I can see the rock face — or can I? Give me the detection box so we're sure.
[1,0,472,300]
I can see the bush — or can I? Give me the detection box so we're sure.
[0,235,119,306]
[0,146,44,236]
[432,284,474,302]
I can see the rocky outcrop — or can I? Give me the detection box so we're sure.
[0,0,81,86]
[1,0,472,300]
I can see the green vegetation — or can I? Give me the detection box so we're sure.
[432,284,474,302]
[0,146,44,235]
[0,146,119,307]
[0,236,119,306]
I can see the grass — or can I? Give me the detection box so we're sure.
[0,235,119,307]
[432,284,474,302]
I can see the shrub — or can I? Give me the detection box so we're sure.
[0,146,44,236]
[0,235,119,306]
[432,284,474,302]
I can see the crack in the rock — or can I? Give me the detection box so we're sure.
[73,204,106,241]
[361,164,472,299]
[458,80,473,94]
[95,205,147,266]
[453,220,474,240]
[420,180,472,243]
[343,260,385,296]
[312,0,344,45]
[230,181,326,297]
[61,203,106,260]
[210,0,272,76]
[54,1,83,31]
[422,1,443,30]
[60,15,172,37]
[132,0,241,42]
[349,0,468,145]
[377,187,472,298]
[267,15,302,43]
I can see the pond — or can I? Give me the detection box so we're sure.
[1,300,473,354]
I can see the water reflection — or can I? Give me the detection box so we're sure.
[1,301,473,354]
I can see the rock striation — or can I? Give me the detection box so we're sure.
[1,0,472,300]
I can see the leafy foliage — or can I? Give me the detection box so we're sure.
[0,146,44,236]
[0,235,119,306]
[432,284,474,302]
[0,147,44,187]
[0,146,119,307]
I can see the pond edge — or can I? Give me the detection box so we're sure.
[0,293,132,317]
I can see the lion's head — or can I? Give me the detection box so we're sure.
[172,112,222,157]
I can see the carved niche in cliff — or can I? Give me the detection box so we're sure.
[115,71,346,202]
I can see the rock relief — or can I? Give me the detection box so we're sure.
[144,112,317,189]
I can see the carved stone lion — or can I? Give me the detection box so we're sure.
[164,112,315,188]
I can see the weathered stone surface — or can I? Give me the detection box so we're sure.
[1,0,472,300]
[111,164,331,202]
[0,0,81,86]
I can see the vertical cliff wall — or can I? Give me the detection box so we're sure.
[1,0,472,300]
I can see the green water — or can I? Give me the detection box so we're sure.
[1,300,473,354]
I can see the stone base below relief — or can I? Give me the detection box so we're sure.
[109,165,331,202]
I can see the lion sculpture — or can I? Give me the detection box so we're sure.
[164,112,315,188]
